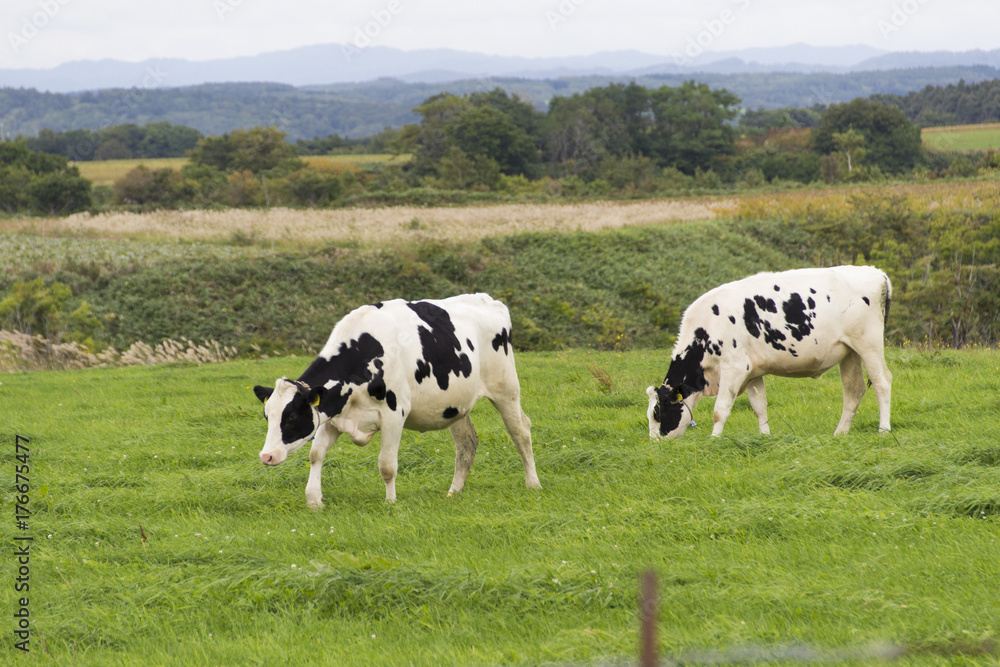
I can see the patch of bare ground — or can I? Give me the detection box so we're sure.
[0,199,720,244]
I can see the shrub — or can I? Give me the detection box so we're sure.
[113,166,197,208]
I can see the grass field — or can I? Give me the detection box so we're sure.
[3,347,1000,665]
[922,123,1000,152]
[73,154,411,186]
[72,157,187,187]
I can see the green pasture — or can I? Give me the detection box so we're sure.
[922,124,1000,152]
[3,347,1000,665]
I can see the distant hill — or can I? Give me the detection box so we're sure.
[4,43,1000,93]
[2,64,998,141]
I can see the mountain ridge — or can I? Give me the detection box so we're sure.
[3,43,998,93]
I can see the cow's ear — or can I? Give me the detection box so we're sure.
[307,386,325,408]
[253,385,273,404]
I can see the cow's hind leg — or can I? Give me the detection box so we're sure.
[377,418,405,502]
[860,349,893,433]
[745,377,770,435]
[447,415,479,496]
[306,423,340,509]
[489,396,541,490]
[835,350,865,435]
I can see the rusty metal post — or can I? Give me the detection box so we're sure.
[640,569,658,667]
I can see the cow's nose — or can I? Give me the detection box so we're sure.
[261,452,275,465]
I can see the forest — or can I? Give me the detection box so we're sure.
[5,74,999,217]
[2,65,999,141]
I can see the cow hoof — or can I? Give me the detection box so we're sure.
[307,499,324,510]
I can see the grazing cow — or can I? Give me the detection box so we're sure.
[254,293,540,507]
[646,266,892,439]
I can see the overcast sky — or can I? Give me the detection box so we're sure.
[3,0,996,70]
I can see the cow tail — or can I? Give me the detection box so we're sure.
[882,272,892,329]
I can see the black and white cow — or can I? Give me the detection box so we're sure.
[254,293,541,507]
[646,266,893,439]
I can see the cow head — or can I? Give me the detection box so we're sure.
[254,379,330,465]
[646,384,695,439]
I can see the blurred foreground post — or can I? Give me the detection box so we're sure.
[640,569,657,667]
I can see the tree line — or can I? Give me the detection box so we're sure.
[4,79,1000,215]
[3,66,997,141]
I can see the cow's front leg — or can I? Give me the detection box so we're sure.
[377,418,404,502]
[305,423,340,509]
[711,382,740,437]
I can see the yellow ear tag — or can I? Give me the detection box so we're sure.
[675,392,683,403]
[311,395,321,407]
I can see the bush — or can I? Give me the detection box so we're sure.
[284,167,344,207]
[113,166,197,208]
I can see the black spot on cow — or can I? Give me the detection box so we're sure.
[415,359,431,384]
[466,338,475,352]
[862,296,870,306]
[373,302,384,309]
[442,407,459,419]
[728,315,736,325]
[782,292,815,342]
[827,295,831,302]
[774,285,781,292]
[744,298,763,338]
[365,375,398,412]
[732,338,737,349]
[711,304,720,315]
[743,298,788,351]
[296,332,385,418]
[809,288,817,294]
[807,296,816,310]
[407,301,473,390]
[492,327,511,355]
[762,321,787,351]
[368,375,386,401]
[753,295,777,313]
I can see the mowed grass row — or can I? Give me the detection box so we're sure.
[3,347,1000,665]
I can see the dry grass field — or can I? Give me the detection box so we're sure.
[2,198,722,245]
[74,154,411,186]
[12,177,999,246]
